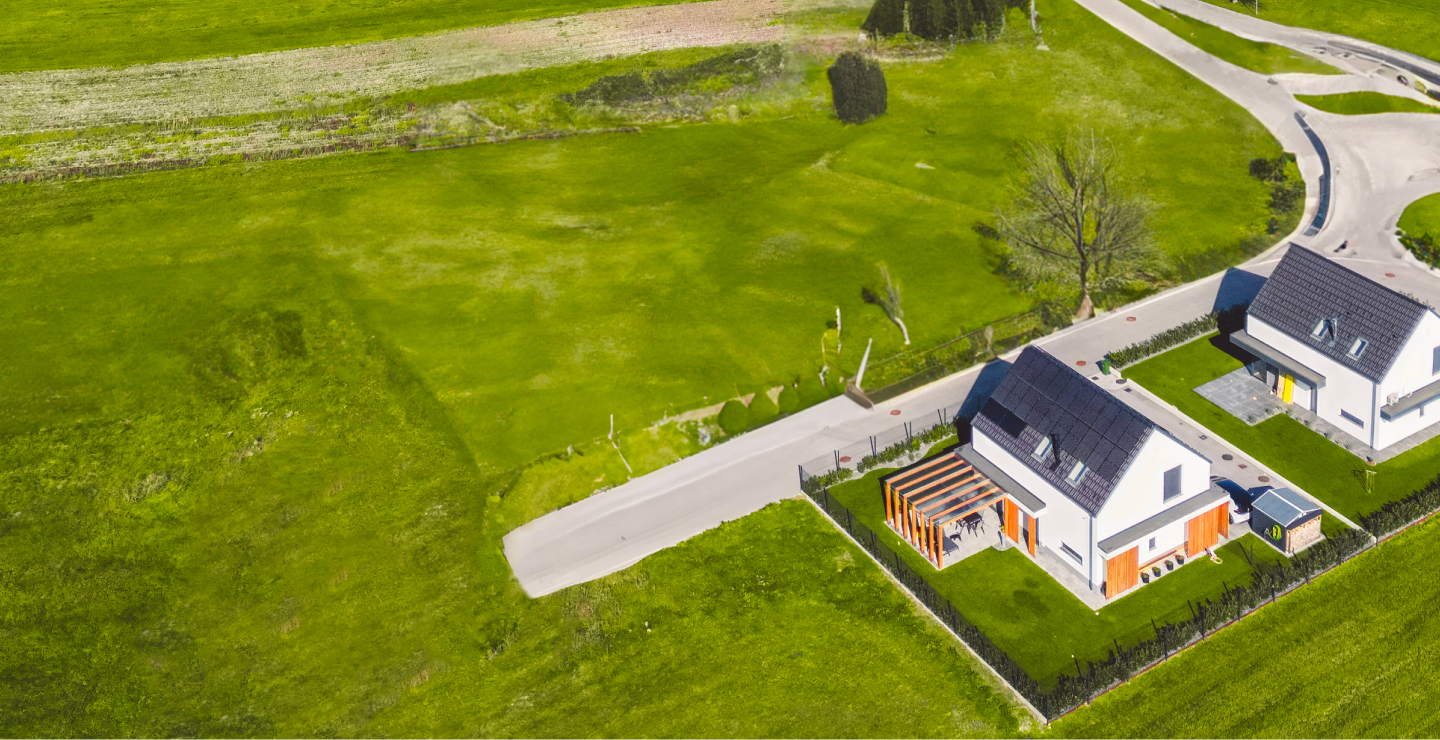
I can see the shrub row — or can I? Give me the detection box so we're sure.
[1105,303,1248,368]
[799,467,854,495]
[1358,473,1440,539]
[1400,231,1440,269]
[865,305,1062,390]
[855,423,956,473]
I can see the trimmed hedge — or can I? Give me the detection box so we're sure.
[800,467,854,495]
[856,423,956,473]
[1359,473,1440,538]
[1106,303,1248,369]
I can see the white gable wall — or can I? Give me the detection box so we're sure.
[1377,311,1440,449]
[1094,431,1211,543]
[1247,315,1377,447]
[972,427,1097,585]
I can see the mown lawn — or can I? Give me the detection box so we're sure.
[0,0,704,73]
[1297,92,1440,115]
[1124,333,1440,521]
[1197,0,1440,63]
[827,457,1288,687]
[1048,516,1440,738]
[1116,0,1339,74]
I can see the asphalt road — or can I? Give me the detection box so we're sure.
[504,0,1440,597]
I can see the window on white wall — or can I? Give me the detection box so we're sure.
[1163,466,1182,502]
[1340,409,1364,428]
[1060,543,1083,564]
[1148,537,1156,551]
[1433,346,1440,375]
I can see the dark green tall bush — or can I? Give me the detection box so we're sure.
[827,52,888,125]
[717,399,750,435]
[747,391,779,428]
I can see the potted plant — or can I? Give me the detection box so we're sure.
[1152,566,1162,578]
[1141,571,1150,584]
[1176,553,1186,565]
[1165,560,1174,571]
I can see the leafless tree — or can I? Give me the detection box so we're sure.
[994,130,1156,319]
[862,264,910,344]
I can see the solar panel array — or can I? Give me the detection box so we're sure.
[972,345,1153,515]
[1248,245,1429,382]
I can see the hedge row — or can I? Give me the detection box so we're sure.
[856,423,956,473]
[1105,303,1248,368]
[1358,473,1440,539]
[800,467,854,495]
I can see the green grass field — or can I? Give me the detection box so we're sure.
[827,455,1288,686]
[1197,0,1440,64]
[1048,516,1440,737]
[1117,0,1338,74]
[1124,333,1440,521]
[1,0,1284,477]
[1400,192,1440,238]
[0,0,704,73]
[1296,92,1440,115]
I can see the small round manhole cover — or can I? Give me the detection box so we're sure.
[889,409,902,416]
[1091,375,1100,380]
[1222,453,1233,460]
[1200,434,1208,440]
[1238,463,1248,469]
[1258,475,1270,483]
[1386,272,1396,278]
[1116,378,1128,385]
[1126,316,1137,322]
[1076,360,1087,366]
[839,456,851,463]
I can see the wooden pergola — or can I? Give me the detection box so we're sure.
[883,452,1006,568]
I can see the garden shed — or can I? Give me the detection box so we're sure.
[1249,487,1322,555]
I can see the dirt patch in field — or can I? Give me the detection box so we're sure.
[0,0,788,135]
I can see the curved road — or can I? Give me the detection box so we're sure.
[504,0,1440,597]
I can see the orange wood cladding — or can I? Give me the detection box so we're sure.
[1025,513,1036,556]
[1186,503,1229,557]
[1106,546,1138,598]
[1004,498,1019,543]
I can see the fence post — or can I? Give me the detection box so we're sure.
[798,465,804,487]
[870,436,877,457]
[905,422,913,443]
[834,450,841,470]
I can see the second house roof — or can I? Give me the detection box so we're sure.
[973,345,1155,515]
[1248,246,1430,382]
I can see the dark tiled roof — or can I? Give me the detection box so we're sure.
[972,346,1154,515]
[1248,246,1429,382]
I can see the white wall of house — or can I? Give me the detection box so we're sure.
[1377,311,1440,448]
[1247,315,1377,447]
[1094,431,1210,542]
[973,429,1096,585]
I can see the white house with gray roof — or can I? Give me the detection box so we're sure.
[882,346,1232,601]
[1231,246,1440,452]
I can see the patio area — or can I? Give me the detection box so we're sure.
[1195,367,1440,464]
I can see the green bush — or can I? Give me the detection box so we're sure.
[746,391,779,428]
[717,399,750,435]
[862,0,1007,40]
[827,52,888,125]
[1360,473,1440,538]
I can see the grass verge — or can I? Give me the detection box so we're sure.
[1116,0,1340,74]
[1196,0,1440,65]
[1124,332,1440,520]
[1296,91,1440,115]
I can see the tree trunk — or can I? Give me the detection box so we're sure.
[1075,290,1094,321]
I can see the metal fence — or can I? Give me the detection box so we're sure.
[860,308,1060,398]
[797,403,966,482]
[803,479,1396,721]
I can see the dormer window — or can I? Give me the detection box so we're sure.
[1311,319,1327,338]
[1348,337,1368,359]
[1032,436,1053,460]
[1066,461,1087,485]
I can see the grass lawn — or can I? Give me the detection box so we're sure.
[1296,92,1440,115]
[1116,0,1339,74]
[1399,192,1440,239]
[0,0,705,73]
[828,457,1288,687]
[1047,516,1440,738]
[1,0,1284,477]
[1196,0,1440,64]
[1124,333,1440,521]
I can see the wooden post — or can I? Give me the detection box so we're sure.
[885,483,894,528]
[936,521,945,569]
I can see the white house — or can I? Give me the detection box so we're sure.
[1230,246,1440,451]
[884,346,1230,600]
